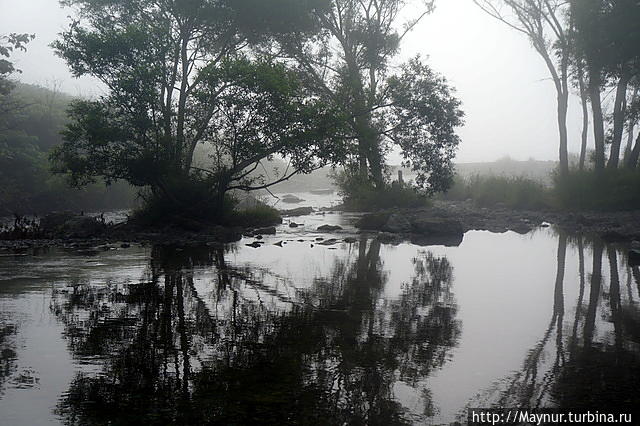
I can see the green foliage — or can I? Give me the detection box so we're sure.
[554,168,640,211]
[0,83,135,215]
[334,169,430,211]
[0,33,34,96]
[442,175,551,210]
[51,0,345,223]
[385,57,464,193]
[227,204,282,227]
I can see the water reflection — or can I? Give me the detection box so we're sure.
[480,232,640,413]
[2,227,640,424]
[52,239,460,425]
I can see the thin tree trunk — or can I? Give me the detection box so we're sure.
[558,93,569,176]
[589,71,606,171]
[607,68,631,169]
[579,75,589,170]
[624,88,638,168]
[626,131,640,169]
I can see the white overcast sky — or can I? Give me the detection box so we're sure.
[0,0,590,163]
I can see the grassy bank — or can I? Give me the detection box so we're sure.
[440,169,640,212]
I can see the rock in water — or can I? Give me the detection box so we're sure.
[254,226,276,235]
[317,224,342,231]
[281,194,305,204]
[281,207,314,217]
[410,217,464,236]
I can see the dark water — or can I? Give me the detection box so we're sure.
[0,213,639,425]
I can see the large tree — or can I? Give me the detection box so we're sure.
[274,0,464,193]
[474,0,571,176]
[569,0,640,170]
[51,0,341,216]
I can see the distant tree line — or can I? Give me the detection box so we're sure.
[0,81,134,216]
[474,0,640,174]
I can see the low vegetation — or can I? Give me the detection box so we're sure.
[333,171,430,211]
[553,169,640,211]
[441,168,640,212]
[441,175,551,210]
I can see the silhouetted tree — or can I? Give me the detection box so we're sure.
[275,0,464,193]
[51,0,343,219]
[474,0,571,176]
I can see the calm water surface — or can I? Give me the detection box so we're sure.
[0,211,639,425]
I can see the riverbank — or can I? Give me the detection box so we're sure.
[3,199,640,254]
[360,199,640,242]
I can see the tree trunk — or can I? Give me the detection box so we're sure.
[607,68,631,169]
[626,131,640,169]
[588,70,606,171]
[623,88,638,168]
[579,75,589,170]
[557,90,569,176]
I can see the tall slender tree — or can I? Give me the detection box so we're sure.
[474,0,571,176]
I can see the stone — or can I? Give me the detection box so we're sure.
[317,224,342,232]
[254,226,276,235]
[289,222,301,228]
[318,238,339,246]
[280,206,314,217]
[409,217,464,236]
[281,194,305,203]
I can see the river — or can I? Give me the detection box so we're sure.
[0,196,639,425]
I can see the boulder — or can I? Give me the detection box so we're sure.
[317,224,342,232]
[253,226,276,235]
[281,206,314,217]
[281,194,305,204]
[409,217,464,236]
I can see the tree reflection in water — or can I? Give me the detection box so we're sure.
[481,232,640,412]
[52,239,460,425]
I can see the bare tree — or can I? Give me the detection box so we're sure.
[474,0,571,176]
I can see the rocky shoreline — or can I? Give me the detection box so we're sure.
[2,201,640,253]
[353,200,640,244]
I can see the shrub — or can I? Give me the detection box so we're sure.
[226,204,282,227]
[441,174,551,210]
[333,169,430,211]
[553,168,640,211]
[131,176,232,228]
